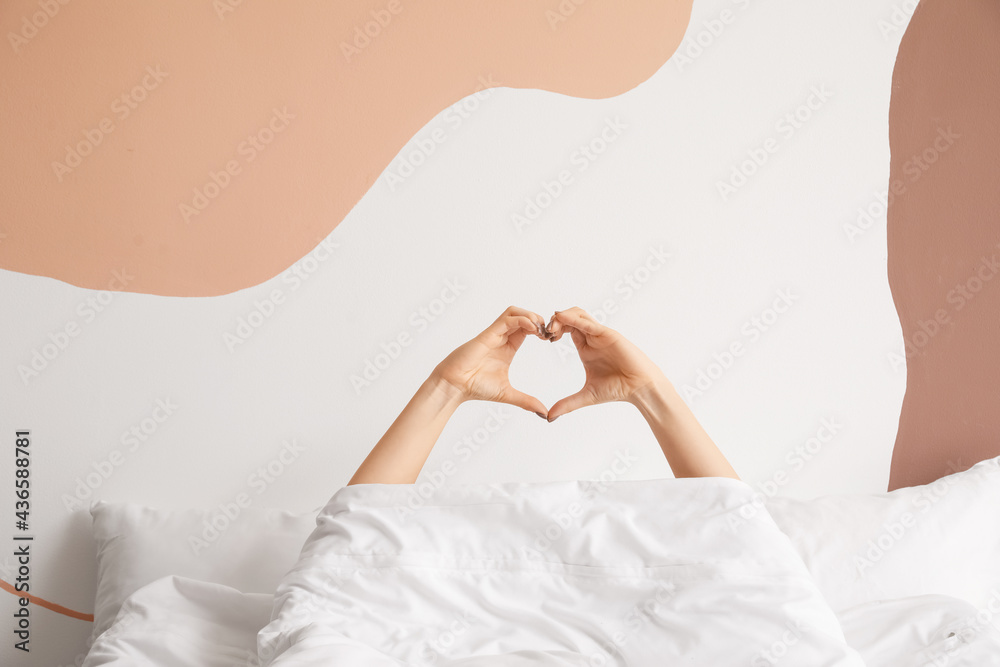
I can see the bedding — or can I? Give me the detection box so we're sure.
[87,500,319,642]
[257,477,866,665]
[82,576,272,667]
[764,455,1000,619]
[81,457,1000,665]
[838,594,1000,667]
[81,578,1000,666]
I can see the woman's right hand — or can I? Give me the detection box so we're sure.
[543,307,670,421]
[429,306,550,418]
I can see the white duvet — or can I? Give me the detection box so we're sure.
[258,478,862,665]
[83,478,1000,666]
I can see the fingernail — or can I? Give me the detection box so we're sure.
[534,411,546,419]
[547,415,559,422]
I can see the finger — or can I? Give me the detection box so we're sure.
[550,307,606,337]
[484,315,539,351]
[544,312,561,340]
[547,387,596,422]
[508,315,545,347]
[502,306,547,333]
[569,326,587,350]
[544,310,572,342]
[489,308,546,342]
[500,387,549,417]
[545,317,581,344]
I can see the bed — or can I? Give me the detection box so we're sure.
[79,456,1000,666]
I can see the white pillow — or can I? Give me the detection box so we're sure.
[82,575,271,667]
[764,455,1000,615]
[88,501,318,642]
[837,594,1000,667]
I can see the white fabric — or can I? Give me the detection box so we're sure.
[838,594,1000,667]
[81,468,1000,665]
[88,500,319,641]
[764,456,1000,617]
[80,581,1000,666]
[258,478,865,666]
[82,575,272,667]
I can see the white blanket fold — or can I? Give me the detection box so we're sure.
[259,478,866,666]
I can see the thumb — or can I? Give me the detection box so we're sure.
[501,387,549,419]
[547,387,595,422]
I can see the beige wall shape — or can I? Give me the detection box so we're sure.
[0,0,692,296]
[887,0,1000,489]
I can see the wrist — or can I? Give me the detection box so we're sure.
[424,371,467,411]
[628,374,682,420]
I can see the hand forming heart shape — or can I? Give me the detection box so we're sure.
[352,306,739,485]
[430,306,669,422]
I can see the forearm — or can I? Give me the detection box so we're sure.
[629,376,740,480]
[348,374,464,485]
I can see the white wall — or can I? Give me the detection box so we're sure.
[0,0,915,664]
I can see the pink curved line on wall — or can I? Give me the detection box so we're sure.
[1,578,93,622]
[0,0,693,296]
[886,0,1000,489]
